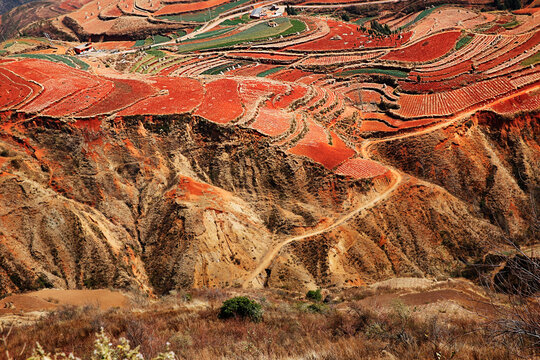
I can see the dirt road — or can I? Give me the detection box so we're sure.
[242,168,402,288]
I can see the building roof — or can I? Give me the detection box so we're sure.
[250,7,264,16]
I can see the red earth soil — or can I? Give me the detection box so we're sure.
[382,31,461,62]
[335,158,389,179]
[357,120,398,133]
[287,20,411,51]
[490,90,540,114]
[119,77,204,116]
[194,78,243,124]
[268,85,308,109]
[269,69,312,82]
[77,78,158,116]
[43,80,115,116]
[0,69,33,109]
[2,59,99,113]
[288,120,355,169]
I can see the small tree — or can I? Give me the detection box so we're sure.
[218,296,263,322]
[306,289,322,302]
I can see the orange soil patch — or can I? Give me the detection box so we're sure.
[93,41,136,50]
[155,0,228,15]
[0,69,32,109]
[0,289,128,315]
[382,31,461,62]
[357,119,398,133]
[269,84,308,109]
[250,108,292,136]
[490,89,540,114]
[194,78,243,124]
[335,158,389,179]
[269,69,311,82]
[288,120,355,169]
[165,175,221,201]
[347,89,381,103]
[119,77,203,116]
[287,19,411,51]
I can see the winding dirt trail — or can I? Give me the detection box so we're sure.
[242,168,402,288]
[242,83,539,288]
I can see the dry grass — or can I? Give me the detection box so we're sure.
[0,285,537,360]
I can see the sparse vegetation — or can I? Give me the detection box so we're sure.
[1,284,537,359]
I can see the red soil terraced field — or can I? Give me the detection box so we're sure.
[287,20,411,51]
[155,0,229,15]
[77,78,157,116]
[490,90,540,114]
[250,108,292,136]
[119,77,204,116]
[228,52,299,62]
[396,77,516,118]
[268,84,308,109]
[335,158,389,179]
[382,31,461,62]
[300,52,385,66]
[43,79,115,116]
[0,68,35,110]
[194,78,243,124]
[288,120,355,169]
[2,59,99,113]
[268,69,312,82]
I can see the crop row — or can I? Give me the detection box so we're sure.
[396,78,515,118]
[335,158,389,179]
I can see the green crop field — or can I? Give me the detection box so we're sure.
[221,14,250,25]
[191,26,235,40]
[521,50,539,66]
[158,0,251,23]
[153,35,171,44]
[337,68,408,78]
[176,18,306,53]
[11,53,89,70]
[455,34,473,50]
[256,66,284,77]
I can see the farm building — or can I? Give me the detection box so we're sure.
[250,7,266,18]
[73,43,94,54]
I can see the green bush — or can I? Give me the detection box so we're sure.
[306,289,322,302]
[218,296,263,322]
[307,303,328,313]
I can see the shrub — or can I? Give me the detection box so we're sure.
[306,289,322,302]
[218,296,263,322]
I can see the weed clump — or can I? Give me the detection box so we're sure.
[306,289,322,302]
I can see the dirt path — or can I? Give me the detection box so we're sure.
[242,168,402,288]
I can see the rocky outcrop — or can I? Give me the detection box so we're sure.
[0,111,537,296]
